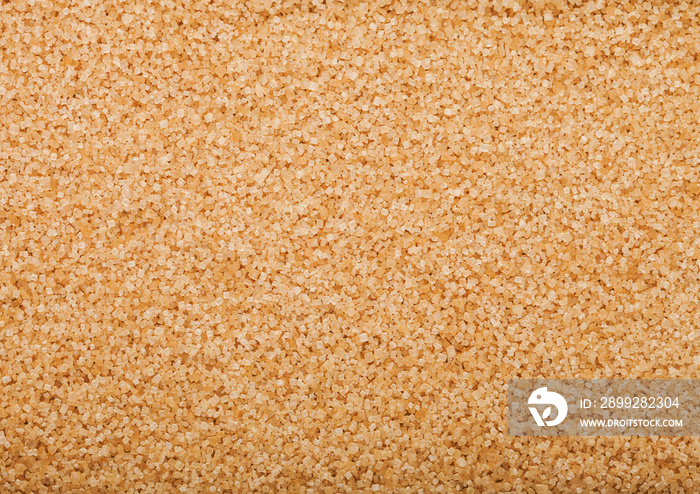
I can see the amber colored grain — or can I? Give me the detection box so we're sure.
[1,0,700,492]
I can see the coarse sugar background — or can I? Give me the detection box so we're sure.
[1,0,699,492]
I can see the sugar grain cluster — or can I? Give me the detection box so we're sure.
[1,0,699,492]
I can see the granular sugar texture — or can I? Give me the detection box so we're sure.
[1,0,700,492]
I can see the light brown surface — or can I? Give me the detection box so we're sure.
[1,0,700,492]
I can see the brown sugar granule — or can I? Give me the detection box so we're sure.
[1,0,700,492]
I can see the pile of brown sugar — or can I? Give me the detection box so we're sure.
[1,0,700,492]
